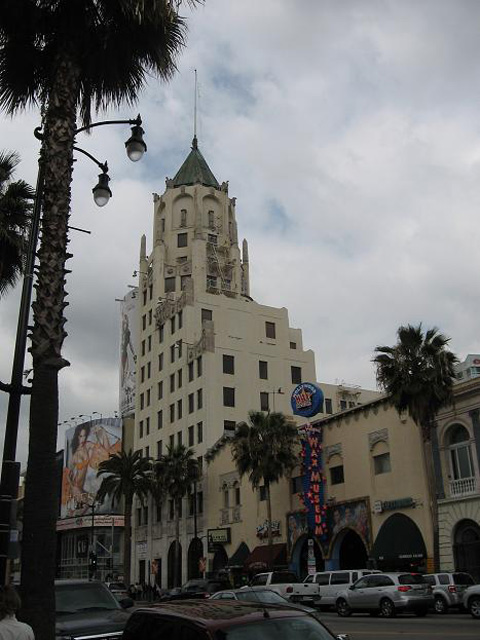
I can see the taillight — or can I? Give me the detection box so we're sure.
[398,586,412,592]
[286,586,293,593]
[448,585,457,593]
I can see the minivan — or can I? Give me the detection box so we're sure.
[303,570,381,608]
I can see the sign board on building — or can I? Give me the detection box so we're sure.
[207,528,231,552]
[56,515,125,532]
[291,383,324,418]
[373,497,416,514]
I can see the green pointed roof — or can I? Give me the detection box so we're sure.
[172,136,219,189]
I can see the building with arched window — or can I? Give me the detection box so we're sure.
[436,377,480,580]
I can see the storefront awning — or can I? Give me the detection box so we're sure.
[371,513,426,563]
[229,542,250,568]
[244,543,287,571]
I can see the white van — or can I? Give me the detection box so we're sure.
[303,570,381,608]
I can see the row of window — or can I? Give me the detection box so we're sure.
[139,358,202,408]
[136,492,204,526]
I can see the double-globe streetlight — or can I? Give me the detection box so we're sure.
[0,115,147,584]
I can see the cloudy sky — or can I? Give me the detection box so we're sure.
[1,0,480,465]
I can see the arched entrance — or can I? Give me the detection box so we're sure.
[291,535,324,578]
[212,545,228,576]
[330,528,368,569]
[167,540,182,588]
[372,513,426,572]
[454,519,480,581]
[187,537,204,580]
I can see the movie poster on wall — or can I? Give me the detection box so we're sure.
[60,418,122,519]
[119,289,138,417]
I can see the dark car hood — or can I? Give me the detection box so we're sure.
[56,608,130,638]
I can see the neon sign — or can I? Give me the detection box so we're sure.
[299,426,327,540]
[291,383,324,418]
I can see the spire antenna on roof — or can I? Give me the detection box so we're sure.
[193,68,198,143]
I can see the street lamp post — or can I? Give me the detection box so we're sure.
[0,115,146,585]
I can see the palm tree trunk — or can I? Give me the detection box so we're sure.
[124,498,132,587]
[20,52,79,640]
[266,483,274,571]
[422,436,440,571]
[174,499,181,587]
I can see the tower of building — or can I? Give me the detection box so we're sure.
[132,137,317,586]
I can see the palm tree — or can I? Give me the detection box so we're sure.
[0,150,34,297]
[0,3,198,635]
[209,411,299,571]
[96,449,152,587]
[153,444,199,587]
[373,324,458,570]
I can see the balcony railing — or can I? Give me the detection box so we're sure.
[449,477,478,497]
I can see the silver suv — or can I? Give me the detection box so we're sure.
[463,584,480,619]
[335,572,433,617]
[424,572,474,613]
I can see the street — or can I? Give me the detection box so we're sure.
[320,611,479,640]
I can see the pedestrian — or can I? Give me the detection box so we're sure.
[0,586,34,640]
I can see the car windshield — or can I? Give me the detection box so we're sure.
[398,574,426,585]
[453,573,474,585]
[216,617,334,640]
[237,591,287,604]
[56,583,119,614]
[109,583,127,590]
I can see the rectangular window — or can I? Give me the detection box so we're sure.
[188,425,194,446]
[146,416,150,436]
[290,342,297,350]
[159,324,164,343]
[348,401,356,408]
[178,310,183,329]
[325,398,333,414]
[181,275,191,290]
[197,422,203,444]
[170,345,175,363]
[170,315,175,334]
[197,356,202,377]
[148,309,152,326]
[374,452,391,475]
[176,340,182,358]
[201,308,213,323]
[141,340,146,357]
[145,446,150,459]
[224,420,236,433]
[188,361,194,382]
[177,369,183,389]
[147,362,151,379]
[158,353,164,371]
[265,321,276,339]
[177,232,188,247]
[197,491,204,514]
[148,335,152,352]
[260,392,269,412]
[158,381,163,400]
[177,399,182,419]
[223,387,235,407]
[188,494,195,517]
[259,486,267,501]
[291,366,302,384]
[259,361,268,379]
[177,431,182,446]
[223,354,235,374]
[157,410,163,430]
[136,508,142,526]
[330,465,345,485]
[165,277,175,293]
[142,315,147,331]
[170,403,175,423]
[169,434,174,449]
[149,284,153,301]
[146,388,151,406]
[170,373,175,393]
[180,209,187,227]
[143,290,147,306]
[141,366,145,383]
[140,393,144,410]
[156,503,162,522]
[139,420,144,439]
[291,476,303,494]
[197,388,203,410]
[206,275,217,289]
[340,400,347,410]
[208,234,217,245]
[197,456,203,473]
[188,393,194,414]
[208,210,215,229]
[235,486,241,506]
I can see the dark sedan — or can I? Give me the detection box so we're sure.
[210,587,323,618]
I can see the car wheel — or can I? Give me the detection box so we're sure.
[336,598,352,617]
[380,598,396,618]
[434,596,448,614]
[414,608,428,617]
[469,596,480,619]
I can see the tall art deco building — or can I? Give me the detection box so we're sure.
[129,136,318,587]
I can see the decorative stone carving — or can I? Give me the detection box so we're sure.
[155,281,194,327]
[187,323,215,361]
[232,507,242,523]
[220,509,230,525]
[368,428,389,450]
[325,443,343,461]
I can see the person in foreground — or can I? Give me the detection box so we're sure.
[0,586,34,640]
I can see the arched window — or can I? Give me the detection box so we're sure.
[448,424,474,480]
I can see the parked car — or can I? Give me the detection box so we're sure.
[210,587,322,618]
[424,572,475,613]
[55,579,133,640]
[304,570,381,609]
[335,572,434,617]
[245,571,321,606]
[122,599,349,640]
[106,581,129,601]
[160,579,231,601]
[463,584,480,619]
